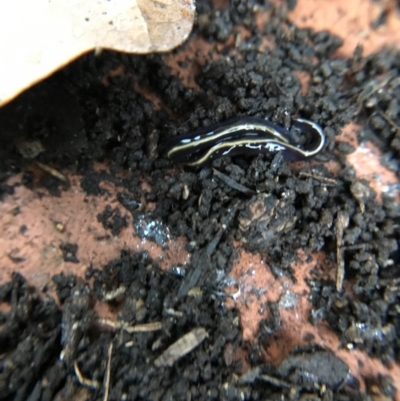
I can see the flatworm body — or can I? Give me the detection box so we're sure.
[166,117,325,167]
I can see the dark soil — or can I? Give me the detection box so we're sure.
[0,0,399,400]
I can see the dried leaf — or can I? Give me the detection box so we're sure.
[0,0,195,106]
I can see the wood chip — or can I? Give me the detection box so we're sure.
[154,327,208,367]
[97,318,163,333]
[213,168,255,195]
[36,162,68,182]
[335,211,349,292]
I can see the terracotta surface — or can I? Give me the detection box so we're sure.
[347,140,399,201]
[0,171,189,290]
[287,0,400,57]
[339,123,399,201]
[1,0,400,397]
[226,250,400,394]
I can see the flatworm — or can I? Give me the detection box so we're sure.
[166,117,325,167]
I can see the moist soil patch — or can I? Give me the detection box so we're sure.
[0,1,399,400]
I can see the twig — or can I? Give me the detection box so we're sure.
[97,319,162,333]
[335,211,349,292]
[103,343,113,401]
[213,168,254,195]
[377,110,400,131]
[259,374,295,389]
[101,286,126,301]
[74,361,100,389]
[36,162,68,182]
[299,171,338,186]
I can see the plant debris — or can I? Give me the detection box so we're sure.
[154,327,209,367]
[0,0,196,106]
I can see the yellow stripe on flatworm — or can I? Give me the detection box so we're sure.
[184,138,287,166]
[167,122,290,158]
